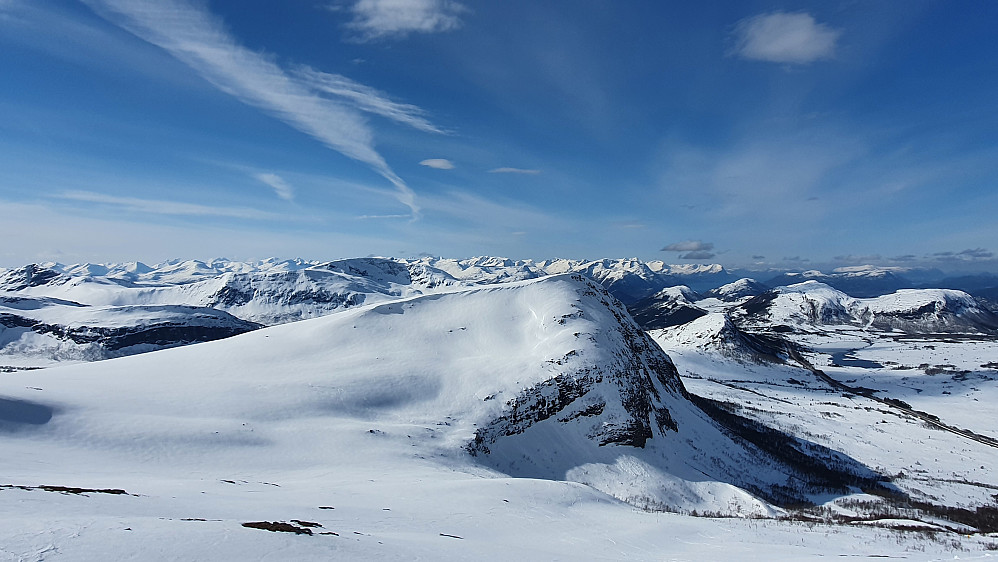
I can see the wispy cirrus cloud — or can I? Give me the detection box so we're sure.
[82,0,432,217]
[344,0,465,41]
[488,167,541,175]
[255,173,295,201]
[294,67,446,134]
[57,190,286,220]
[731,12,840,65]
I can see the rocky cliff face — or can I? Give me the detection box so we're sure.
[468,274,683,455]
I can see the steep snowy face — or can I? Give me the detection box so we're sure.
[467,273,686,454]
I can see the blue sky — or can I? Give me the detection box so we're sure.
[1,0,996,272]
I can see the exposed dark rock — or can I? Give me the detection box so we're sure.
[242,521,314,535]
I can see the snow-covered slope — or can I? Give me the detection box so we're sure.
[0,274,873,522]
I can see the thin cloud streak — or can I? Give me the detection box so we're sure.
[82,0,420,216]
[295,67,446,134]
[488,167,541,175]
[255,172,294,201]
[356,214,411,220]
[57,190,286,220]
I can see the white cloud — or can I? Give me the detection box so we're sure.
[255,173,294,201]
[420,158,455,170]
[57,190,286,220]
[346,0,465,41]
[488,167,541,175]
[731,12,840,64]
[294,67,445,134]
[82,0,421,217]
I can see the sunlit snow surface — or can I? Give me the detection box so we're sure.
[2,269,997,558]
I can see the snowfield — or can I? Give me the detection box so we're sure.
[2,260,997,559]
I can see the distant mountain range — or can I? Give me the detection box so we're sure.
[2,257,996,365]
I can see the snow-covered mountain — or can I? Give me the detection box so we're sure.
[0,258,436,365]
[736,280,998,333]
[626,286,708,330]
[3,257,995,367]
[764,266,913,298]
[705,278,769,301]
[738,281,856,327]
[0,274,871,529]
[649,313,789,364]
[854,288,998,333]
[3,258,997,557]
[0,295,258,365]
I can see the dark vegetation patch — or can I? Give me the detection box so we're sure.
[1,484,131,495]
[0,365,44,373]
[242,521,316,535]
[786,497,998,534]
